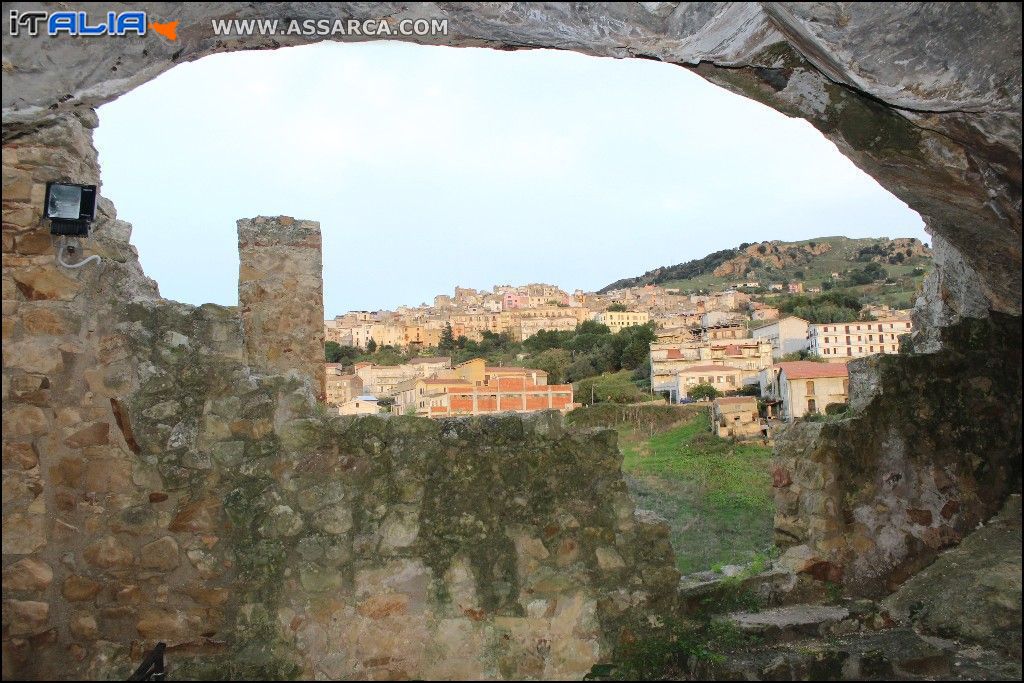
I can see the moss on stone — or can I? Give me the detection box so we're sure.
[823,83,922,156]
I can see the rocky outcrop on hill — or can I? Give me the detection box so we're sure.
[712,240,834,277]
[856,238,932,265]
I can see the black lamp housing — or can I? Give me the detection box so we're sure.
[45,181,97,236]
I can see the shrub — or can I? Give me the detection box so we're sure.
[824,402,848,416]
[688,383,719,401]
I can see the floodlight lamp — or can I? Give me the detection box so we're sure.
[45,181,97,236]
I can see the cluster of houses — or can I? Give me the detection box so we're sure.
[324,280,913,434]
[324,283,762,351]
[651,312,913,438]
[326,356,576,418]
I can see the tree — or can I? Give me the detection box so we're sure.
[566,357,599,383]
[325,341,344,363]
[478,330,513,353]
[577,320,611,336]
[575,371,648,405]
[530,349,572,384]
[438,323,456,352]
[366,338,377,353]
[688,383,719,401]
[606,303,627,312]
[620,339,650,371]
[524,328,571,353]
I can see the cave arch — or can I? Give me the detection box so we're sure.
[3,3,1020,319]
[1,3,1020,679]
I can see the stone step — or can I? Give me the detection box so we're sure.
[692,627,1022,681]
[678,566,805,615]
[719,603,852,643]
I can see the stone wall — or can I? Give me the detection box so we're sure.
[1,110,678,679]
[772,314,1022,597]
[237,216,325,399]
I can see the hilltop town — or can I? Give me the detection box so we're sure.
[324,237,929,425]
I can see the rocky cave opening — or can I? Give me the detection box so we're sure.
[2,4,1020,681]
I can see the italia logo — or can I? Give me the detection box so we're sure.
[8,10,178,40]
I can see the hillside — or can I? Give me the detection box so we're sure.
[601,236,932,307]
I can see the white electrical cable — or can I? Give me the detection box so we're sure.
[55,236,102,269]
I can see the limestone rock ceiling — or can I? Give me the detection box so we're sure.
[2,2,1020,314]
[3,3,1020,119]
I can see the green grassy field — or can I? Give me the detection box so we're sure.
[619,412,775,574]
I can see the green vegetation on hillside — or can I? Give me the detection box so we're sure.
[326,321,659,390]
[574,370,657,406]
[773,289,866,323]
[601,247,739,293]
[603,236,931,310]
[619,412,774,574]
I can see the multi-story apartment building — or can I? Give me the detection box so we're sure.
[650,340,773,401]
[596,310,650,333]
[449,312,514,341]
[400,325,442,348]
[752,316,810,359]
[808,318,911,362]
[408,356,452,376]
[324,319,346,344]
[502,292,530,310]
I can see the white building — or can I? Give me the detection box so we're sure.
[337,395,381,416]
[760,362,849,420]
[751,316,810,359]
[808,318,911,362]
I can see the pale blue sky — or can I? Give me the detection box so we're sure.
[95,41,926,315]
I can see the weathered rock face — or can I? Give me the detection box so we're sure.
[2,2,1020,318]
[773,314,1022,597]
[884,494,1021,657]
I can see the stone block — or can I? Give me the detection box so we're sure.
[2,557,53,592]
[237,216,325,397]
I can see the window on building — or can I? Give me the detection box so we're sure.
[808,398,817,413]
[806,380,815,394]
